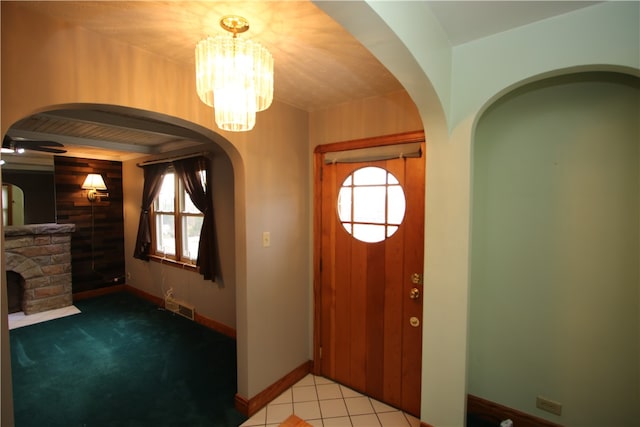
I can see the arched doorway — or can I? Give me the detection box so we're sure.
[2,103,248,424]
[469,72,639,426]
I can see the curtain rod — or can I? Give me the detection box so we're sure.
[136,152,211,168]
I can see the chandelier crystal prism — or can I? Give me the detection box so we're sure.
[195,15,274,132]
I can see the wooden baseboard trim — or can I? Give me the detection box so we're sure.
[194,312,236,339]
[235,360,312,417]
[467,394,563,427]
[123,284,164,306]
[73,284,125,301]
[123,285,236,339]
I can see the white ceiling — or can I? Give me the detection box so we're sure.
[428,1,600,46]
[4,1,599,162]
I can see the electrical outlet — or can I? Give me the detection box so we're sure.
[262,231,271,248]
[536,396,562,416]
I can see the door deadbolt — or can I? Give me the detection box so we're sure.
[409,287,420,299]
[410,317,420,327]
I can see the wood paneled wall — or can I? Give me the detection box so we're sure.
[54,156,125,293]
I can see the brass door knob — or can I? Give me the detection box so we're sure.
[409,287,420,299]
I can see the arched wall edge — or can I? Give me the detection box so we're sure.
[470,65,640,138]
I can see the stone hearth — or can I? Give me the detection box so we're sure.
[4,223,75,315]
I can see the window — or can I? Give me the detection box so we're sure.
[337,166,406,243]
[150,169,205,264]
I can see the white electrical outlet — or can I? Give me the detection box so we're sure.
[262,231,271,247]
[536,396,562,416]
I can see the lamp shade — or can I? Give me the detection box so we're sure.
[82,174,107,190]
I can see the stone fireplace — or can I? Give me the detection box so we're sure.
[4,223,75,315]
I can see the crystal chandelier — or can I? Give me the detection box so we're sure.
[195,16,273,132]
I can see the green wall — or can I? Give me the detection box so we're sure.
[470,72,639,426]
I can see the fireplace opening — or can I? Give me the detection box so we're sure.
[6,271,24,314]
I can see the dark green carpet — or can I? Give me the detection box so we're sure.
[10,292,247,427]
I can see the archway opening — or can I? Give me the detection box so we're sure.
[469,71,639,426]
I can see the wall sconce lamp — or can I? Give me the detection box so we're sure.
[82,173,109,201]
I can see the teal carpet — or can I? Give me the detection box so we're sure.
[10,292,247,427]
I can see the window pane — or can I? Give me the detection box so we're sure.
[182,215,203,260]
[182,190,200,214]
[337,187,352,222]
[387,185,406,224]
[353,224,385,243]
[353,166,387,185]
[386,225,399,237]
[353,186,385,223]
[155,214,175,255]
[198,169,207,188]
[2,186,8,226]
[156,173,175,212]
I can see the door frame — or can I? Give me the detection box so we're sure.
[312,130,426,373]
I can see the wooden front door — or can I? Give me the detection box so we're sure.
[314,133,425,417]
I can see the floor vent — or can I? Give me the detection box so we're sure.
[165,296,195,321]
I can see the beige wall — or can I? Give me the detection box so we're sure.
[309,90,423,148]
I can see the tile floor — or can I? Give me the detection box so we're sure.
[8,305,81,330]
[240,374,421,427]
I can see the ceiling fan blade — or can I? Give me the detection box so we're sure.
[26,146,67,154]
[3,136,67,154]
[15,139,65,148]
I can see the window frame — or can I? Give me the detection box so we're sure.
[149,168,204,269]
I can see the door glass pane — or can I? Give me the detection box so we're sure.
[182,215,203,260]
[353,224,386,243]
[155,214,175,255]
[337,166,406,243]
[387,185,406,224]
[353,186,385,223]
[353,166,386,185]
[337,187,352,222]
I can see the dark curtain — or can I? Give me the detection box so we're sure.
[173,156,217,281]
[133,163,169,260]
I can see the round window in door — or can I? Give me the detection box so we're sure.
[337,166,406,243]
